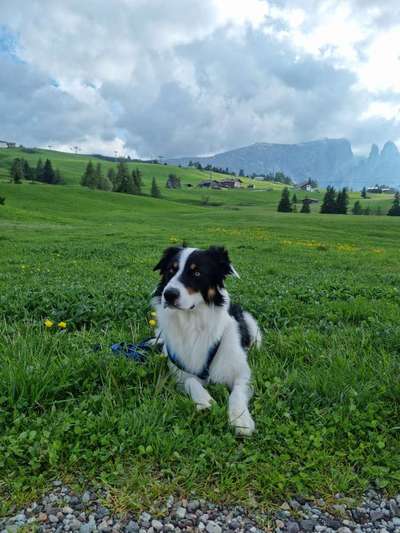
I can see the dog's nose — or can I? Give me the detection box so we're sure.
[164,288,180,305]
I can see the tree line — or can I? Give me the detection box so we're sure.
[9,158,63,184]
[81,161,161,198]
[278,186,400,216]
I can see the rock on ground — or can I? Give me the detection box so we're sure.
[1,484,399,532]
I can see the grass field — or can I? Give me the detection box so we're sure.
[0,149,399,516]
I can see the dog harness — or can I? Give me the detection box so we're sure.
[165,339,221,381]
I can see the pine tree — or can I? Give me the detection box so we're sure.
[277,187,292,212]
[132,169,142,194]
[22,159,34,181]
[320,186,337,214]
[35,158,44,182]
[361,186,367,198]
[81,161,97,188]
[352,200,363,215]
[42,159,56,184]
[94,163,103,188]
[107,167,116,188]
[132,168,143,187]
[10,158,24,184]
[300,197,311,213]
[292,193,297,204]
[336,187,349,214]
[114,161,130,192]
[387,191,400,216]
[151,177,161,198]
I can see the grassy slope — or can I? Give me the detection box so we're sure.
[0,153,399,514]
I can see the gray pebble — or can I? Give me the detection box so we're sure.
[151,519,163,531]
[175,506,186,519]
[205,521,222,533]
[300,519,317,531]
[126,520,140,532]
[287,522,300,533]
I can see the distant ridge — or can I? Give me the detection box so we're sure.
[167,138,400,188]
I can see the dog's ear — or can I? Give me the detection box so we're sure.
[207,246,240,279]
[153,246,182,273]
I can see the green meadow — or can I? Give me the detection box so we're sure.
[0,149,399,515]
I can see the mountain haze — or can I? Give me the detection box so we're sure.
[168,139,400,189]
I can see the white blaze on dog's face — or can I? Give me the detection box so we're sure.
[153,246,239,311]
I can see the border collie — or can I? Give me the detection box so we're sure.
[152,245,261,435]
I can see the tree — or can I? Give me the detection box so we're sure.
[300,197,311,213]
[114,161,130,192]
[336,187,349,214]
[35,158,44,182]
[292,193,298,204]
[107,167,117,188]
[132,169,142,194]
[98,173,112,191]
[166,174,181,189]
[387,191,400,216]
[42,159,56,184]
[361,186,367,198]
[364,206,371,215]
[239,169,244,177]
[0,196,5,205]
[352,200,363,215]
[10,158,24,184]
[81,161,97,188]
[277,187,292,212]
[151,177,161,198]
[320,186,337,214]
[22,160,34,181]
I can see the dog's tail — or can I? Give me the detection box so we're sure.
[243,311,262,349]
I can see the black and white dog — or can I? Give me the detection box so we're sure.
[152,245,261,435]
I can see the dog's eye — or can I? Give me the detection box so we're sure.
[194,271,201,277]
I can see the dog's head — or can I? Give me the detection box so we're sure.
[153,245,239,310]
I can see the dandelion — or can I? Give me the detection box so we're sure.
[149,319,157,327]
[44,319,54,328]
[58,321,67,329]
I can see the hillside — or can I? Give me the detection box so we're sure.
[168,138,400,189]
[1,162,400,515]
[0,147,396,218]
[0,147,269,189]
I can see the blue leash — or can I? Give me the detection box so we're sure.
[110,337,160,362]
[108,336,221,380]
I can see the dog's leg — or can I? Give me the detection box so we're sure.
[184,377,215,411]
[228,379,255,436]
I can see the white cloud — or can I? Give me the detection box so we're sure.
[0,0,400,157]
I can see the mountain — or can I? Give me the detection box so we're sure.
[168,139,400,189]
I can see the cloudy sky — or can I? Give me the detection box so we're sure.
[1,0,400,158]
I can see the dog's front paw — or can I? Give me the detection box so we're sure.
[230,410,255,436]
[196,397,215,411]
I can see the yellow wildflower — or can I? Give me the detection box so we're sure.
[149,319,157,327]
[44,319,54,328]
[150,311,157,317]
[58,321,67,329]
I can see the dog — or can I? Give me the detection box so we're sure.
[152,245,261,435]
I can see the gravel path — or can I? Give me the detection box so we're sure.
[1,483,399,532]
